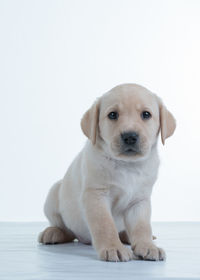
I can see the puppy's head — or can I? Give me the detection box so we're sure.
[81,84,176,161]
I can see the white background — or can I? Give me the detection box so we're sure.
[0,0,200,222]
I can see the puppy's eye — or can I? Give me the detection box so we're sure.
[108,111,119,120]
[141,111,152,120]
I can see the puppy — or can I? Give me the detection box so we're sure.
[38,84,176,262]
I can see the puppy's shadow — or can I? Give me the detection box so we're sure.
[37,240,96,260]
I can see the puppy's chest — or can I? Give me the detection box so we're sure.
[108,166,156,214]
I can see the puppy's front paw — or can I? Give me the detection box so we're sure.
[98,244,133,262]
[132,242,166,261]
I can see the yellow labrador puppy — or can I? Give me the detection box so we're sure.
[38,84,176,262]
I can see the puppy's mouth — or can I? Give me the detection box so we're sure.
[120,146,141,156]
[109,138,144,159]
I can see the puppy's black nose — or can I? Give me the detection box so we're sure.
[121,132,139,145]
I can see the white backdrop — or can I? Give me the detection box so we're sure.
[0,0,200,221]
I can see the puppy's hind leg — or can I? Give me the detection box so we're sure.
[119,231,131,245]
[38,217,75,244]
[119,230,156,244]
[38,180,75,244]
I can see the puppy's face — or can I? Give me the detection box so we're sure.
[81,84,176,162]
[98,85,160,161]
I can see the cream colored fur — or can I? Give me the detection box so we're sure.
[38,84,176,262]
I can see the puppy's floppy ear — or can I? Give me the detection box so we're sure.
[81,99,100,145]
[158,98,176,145]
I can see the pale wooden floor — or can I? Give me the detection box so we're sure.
[0,222,199,280]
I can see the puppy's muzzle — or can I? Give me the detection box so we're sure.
[120,131,140,155]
